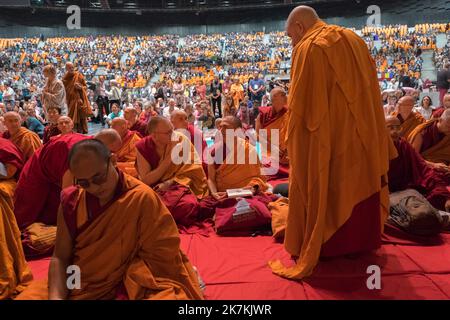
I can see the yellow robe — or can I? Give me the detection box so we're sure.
[408,120,450,165]
[269,20,393,279]
[8,128,42,163]
[391,111,425,138]
[15,174,203,300]
[0,179,33,299]
[215,137,267,192]
[116,130,141,178]
[230,83,244,108]
[138,132,208,197]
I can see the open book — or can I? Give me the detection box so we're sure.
[226,188,253,199]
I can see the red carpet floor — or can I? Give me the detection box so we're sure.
[28,230,450,300]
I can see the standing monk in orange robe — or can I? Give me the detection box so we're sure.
[391,95,425,138]
[0,137,32,299]
[408,109,450,165]
[62,62,92,134]
[111,117,141,177]
[269,6,393,279]
[255,87,290,179]
[2,112,42,163]
[16,139,203,300]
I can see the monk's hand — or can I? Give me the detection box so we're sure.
[155,180,173,192]
[75,83,83,90]
[212,192,227,201]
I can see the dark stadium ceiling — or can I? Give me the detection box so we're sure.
[23,0,344,11]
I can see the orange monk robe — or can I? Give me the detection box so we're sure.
[258,106,289,178]
[15,173,203,300]
[0,138,32,299]
[269,20,393,279]
[408,120,450,165]
[116,130,141,178]
[136,131,208,197]
[0,180,33,300]
[230,83,244,108]
[391,111,425,138]
[213,137,268,192]
[62,71,92,134]
[2,127,42,163]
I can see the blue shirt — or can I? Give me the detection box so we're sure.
[26,117,45,137]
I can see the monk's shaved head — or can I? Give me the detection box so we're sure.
[286,6,320,47]
[69,139,110,169]
[147,116,172,134]
[223,116,242,129]
[386,115,402,142]
[3,111,21,121]
[95,129,122,153]
[171,110,188,121]
[57,116,74,134]
[438,109,450,135]
[111,117,128,138]
[397,95,415,115]
[3,112,22,134]
[443,93,450,108]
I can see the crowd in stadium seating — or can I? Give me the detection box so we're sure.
[0,23,448,135]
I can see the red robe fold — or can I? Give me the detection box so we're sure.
[0,137,24,177]
[130,120,148,138]
[14,133,90,229]
[43,124,61,144]
[389,138,450,211]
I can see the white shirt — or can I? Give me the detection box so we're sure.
[163,106,180,118]
[414,106,434,120]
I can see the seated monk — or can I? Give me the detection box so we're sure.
[391,95,425,138]
[124,106,148,137]
[14,132,91,257]
[386,116,450,212]
[16,139,203,300]
[170,110,208,174]
[408,109,450,165]
[136,117,208,226]
[0,137,32,299]
[255,87,289,179]
[431,93,450,119]
[207,116,268,201]
[111,117,141,177]
[2,112,42,163]
[42,106,62,144]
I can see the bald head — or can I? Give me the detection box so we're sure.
[385,115,402,142]
[3,112,21,134]
[65,62,74,74]
[437,109,450,136]
[270,87,288,111]
[397,95,415,116]
[170,110,188,130]
[286,6,320,47]
[94,129,122,153]
[111,117,129,138]
[57,116,74,135]
[443,93,450,109]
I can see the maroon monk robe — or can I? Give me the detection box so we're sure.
[43,124,61,144]
[0,137,24,177]
[389,138,450,211]
[14,133,90,229]
[130,120,148,138]
[135,136,200,227]
[431,107,445,119]
[420,121,446,153]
